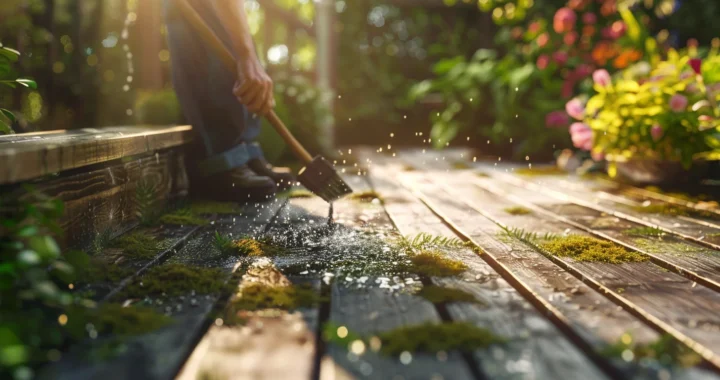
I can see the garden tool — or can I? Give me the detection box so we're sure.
[175,0,352,203]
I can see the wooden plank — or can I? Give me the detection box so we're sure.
[457,171,720,367]
[0,125,192,184]
[358,160,610,379]
[479,169,720,293]
[490,169,720,251]
[278,177,477,380]
[42,198,287,380]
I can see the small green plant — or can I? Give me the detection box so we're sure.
[540,235,648,264]
[502,226,559,242]
[378,322,504,356]
[405,251,468,277]
[622,227,665,237]
[135,180,161,225]
[0,44,37,135]
[415,285,481,305]
[158,209,208,226]
[115,263,226,300]
[397,233,465,252]
[212,232,235,254]
[504,206,532,215]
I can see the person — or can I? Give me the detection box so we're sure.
[163,0,293,201]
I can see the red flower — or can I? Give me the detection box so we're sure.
[545,111,570,128]
[690,58,702,75]
[536,55,550,70]
[554,8,577,33]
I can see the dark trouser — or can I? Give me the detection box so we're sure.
[163,0,265,177]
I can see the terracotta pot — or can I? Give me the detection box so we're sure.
[613,160,709,186]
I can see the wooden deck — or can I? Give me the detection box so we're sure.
[27,142,720,379]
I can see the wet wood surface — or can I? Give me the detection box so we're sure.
[0,125,192,185]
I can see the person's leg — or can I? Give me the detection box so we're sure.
[164,1,275,201]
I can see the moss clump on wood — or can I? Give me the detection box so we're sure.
[622,227,665,237]
[190,201,243,215]
[603,334,702,368]
[633,203,720,221]
[504,206,532,216]
[159,209,208,226]
[228,283,323,312]
[282,189,315,199]
[232,238,282,257]
[416,285,481,305]
[378,322,504,356]
[113,231,163,260]
[540,235,647,264]
[452,161,470,169]
[514,166,566,176]
[116,263,225,299]
[88,304,171,336]
[405,251,468,277]
[76,257,134,285]
[348,190,383,202]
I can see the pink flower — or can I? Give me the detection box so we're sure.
[553,51,569,66]
[537,54,550,70]
[609,21,627,39]
[699,115,713,122]
[690,58,702,75]
[529,21,541,34]
[546,111,570,128]
[669,94,688,112]
[565,98,585,120]
[575,64,593,78]
[592,69,611,87]
[538,33,550,48]
[582,12,597,24]
[554,8,577,33]
[651,124,663,141]
[563,31,578,46]
[570,122,593,151]
[591,151,605,161]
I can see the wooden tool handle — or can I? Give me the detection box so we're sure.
[175,0,314,164]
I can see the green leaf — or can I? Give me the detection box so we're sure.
[0,46,20,62]
[51,261,76,283]
[0,108,15,122]
[28,236,60,259]
[0,81,17,89]
[16,79,37,89]
[16,225,36,237]
[471,49,497,62]
[0,345,28,366]
[619,9,642,43]
[0,118,13,135]
[433,56,465,75]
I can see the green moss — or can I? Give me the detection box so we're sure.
[415,285,481,305]
[190,201,243,215]
[159,209,208,226]
[378,322,503,356]
[322,322,365,348]
[348,190,383,202]
[504,206,532,216]
[405,251,468,277]
[514,166,566,176]
[282,189,315,199]
[76,258,134,285]
[644,186,710,203]
[622,227,665,237]
[476,172,489,178]
[91,304,171,335]
[116,263,226,299]
[452,161,470,169]
[603,334,702,368]
[112,231,163,260]
[540,235,647,264]
[632,203,719,220]
[228,283,323,312]
[232,238,286,256]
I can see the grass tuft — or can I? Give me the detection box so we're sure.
[502,226,559,242]
[541,235,647,264]
[397,233,466,252]
[504,206,532,216]
[416,285,481,305]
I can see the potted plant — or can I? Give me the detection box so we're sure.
[566,49,720,184]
